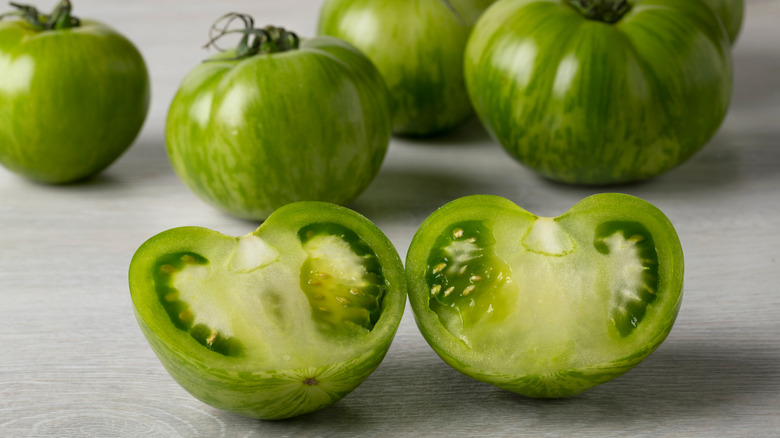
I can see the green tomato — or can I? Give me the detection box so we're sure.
[701,0,744,44]
[0,0,150,183]
[465,0,732,184]
[129,201,406,420]
[406,194,683,397]
[166,18,391,220]
[318,0,496,136]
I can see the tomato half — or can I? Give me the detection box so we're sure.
[166,16,391,220]
[465,0,732,184]
[0,0,150,183]
[406,194,684,397]
[129,202,406,419]
[318,0,496,136]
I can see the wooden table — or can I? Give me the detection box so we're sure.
[2,0,779,436]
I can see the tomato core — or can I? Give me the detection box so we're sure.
[566,0,632,23]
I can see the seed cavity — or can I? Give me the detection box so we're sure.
[153,252,245,357]
[594,221,660,337]
[299,223,386,334]
[425,221,515,330]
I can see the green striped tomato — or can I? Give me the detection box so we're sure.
[465,0,733,184]
[166,21,391,220]
[406,194,684,397]
[702,0,744,44]
[0,1,149,183]
[130,202,406,420]
[318,0,496,136]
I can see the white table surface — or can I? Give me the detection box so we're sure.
[2,0,779,436]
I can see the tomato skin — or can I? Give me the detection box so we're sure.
[129,202,407,420]
[318,0,496,136]
[0,20,150,183]
[702,0,744,44]
[166,36,391,220]
[465,0,732,185]
[406,194,684,397]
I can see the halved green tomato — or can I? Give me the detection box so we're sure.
[129,202,406,419]
[406,194,684,397]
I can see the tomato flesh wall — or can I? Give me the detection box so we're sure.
[425,218,660,375]
[150,223,386,364]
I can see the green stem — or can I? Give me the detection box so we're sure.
[203,13,300,61]
[2,0,79,29]
[566,0,631,24]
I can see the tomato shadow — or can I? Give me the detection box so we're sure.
[528,132,746,201]
[393,117,493,148]
[248,335,780,433]
[491,339,780,426]
[350,167,499,223]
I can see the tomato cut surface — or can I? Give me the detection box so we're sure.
[130,202,406,419]
[406,194,684,397]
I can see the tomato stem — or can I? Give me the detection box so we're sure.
[565,0,631,24]
[2,0,79,30]
[203,13,300,61]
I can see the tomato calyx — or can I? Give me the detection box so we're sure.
[565,0,631,24]
[203,12,300,61]
[1,0,79,30]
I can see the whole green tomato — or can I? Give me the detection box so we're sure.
[0,0,150,183]
[130,201,407,420]
[465,0,732,184]
[702,0,744,44]
[166,15,391,220]
[406,194,684,397]
[318,0,496,136]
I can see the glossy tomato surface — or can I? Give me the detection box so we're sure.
[465,0,732,184]
[0,4,149,183]
[406,194,684,397]
[319,0,496,136]
[166,32,391,220]
[130,202,406,419]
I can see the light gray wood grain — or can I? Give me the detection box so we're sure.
[2,0,779,436]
